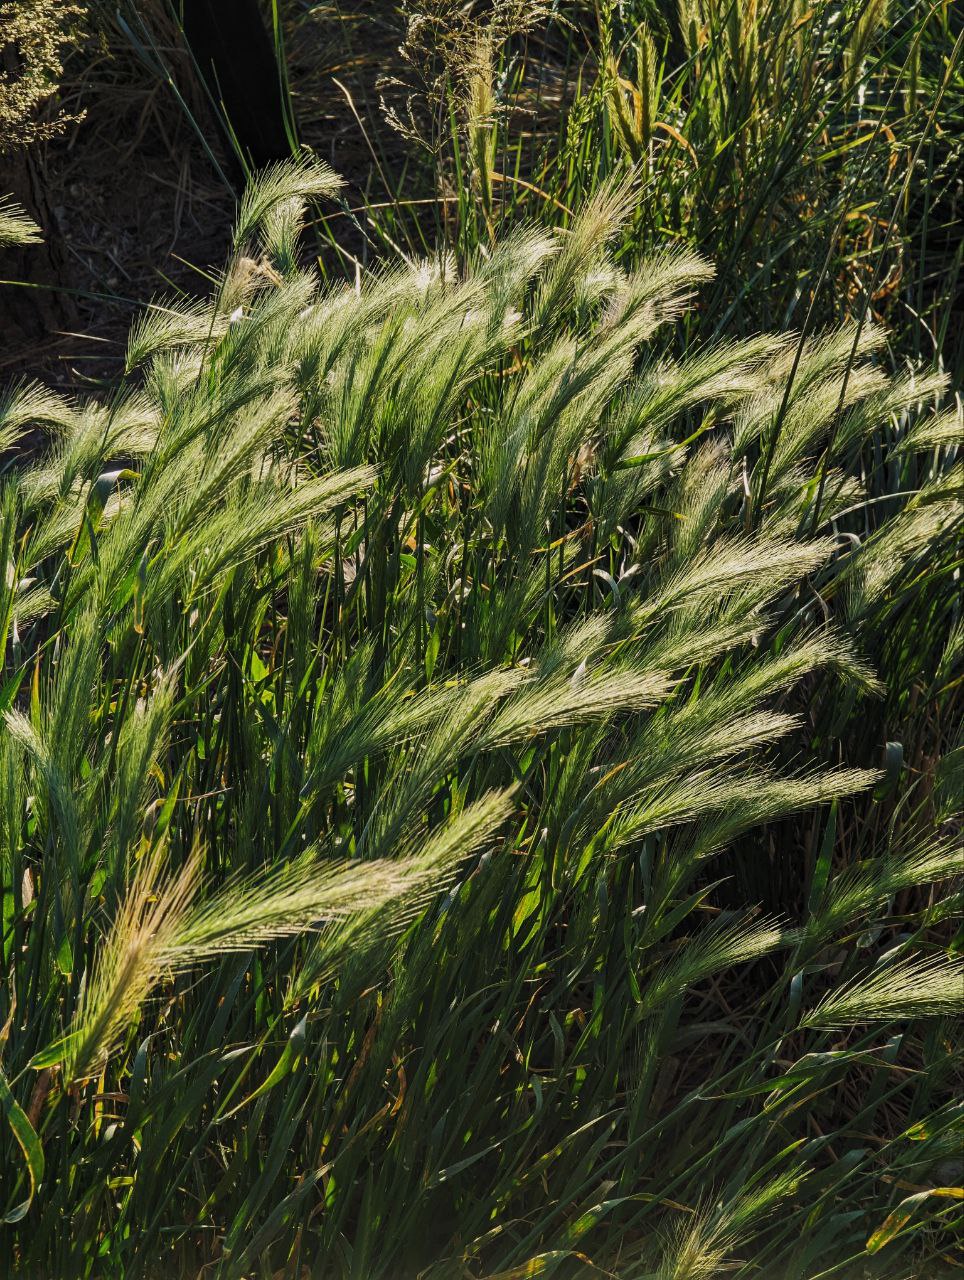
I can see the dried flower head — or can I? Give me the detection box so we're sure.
[0,0,86,148]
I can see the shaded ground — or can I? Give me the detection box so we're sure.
[0,2,419,388]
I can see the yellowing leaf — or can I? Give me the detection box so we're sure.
[866,1187,963,1252]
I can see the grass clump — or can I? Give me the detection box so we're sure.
[350,0,963,376]
[0,160,961,1277]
